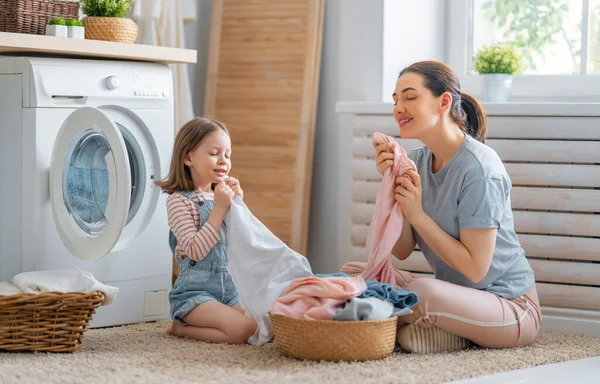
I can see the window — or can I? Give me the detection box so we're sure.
[472,0,599,75]
[448,0,600,101]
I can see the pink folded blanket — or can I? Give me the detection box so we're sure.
[270,275,367,320]
[361,132,417,288]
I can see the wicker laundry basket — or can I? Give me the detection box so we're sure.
[0,0,80,35]
[0,291,104,353]
[269,312,398,362]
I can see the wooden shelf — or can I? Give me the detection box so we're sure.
[0,32,197,64]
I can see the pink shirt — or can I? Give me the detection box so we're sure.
[361,132,417,287]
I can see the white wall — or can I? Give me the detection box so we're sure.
[307,0,384,274]
[382,0,447,100]
[183,0,212,116]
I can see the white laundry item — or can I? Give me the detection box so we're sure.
[13,268,118,305]
[132,0,195,130]
[0,282,22,296]
[225,196,314,346]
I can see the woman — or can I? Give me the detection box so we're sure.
[342,61,542,353]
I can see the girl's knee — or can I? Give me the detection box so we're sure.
[227,319,257,344]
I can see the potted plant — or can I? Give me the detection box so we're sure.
[45,18,67,38]
[80,0,138,44]
[472,42,523,102]
[66,19,85,39]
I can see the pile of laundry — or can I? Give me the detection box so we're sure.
[0,268,118,306]
[270,273,418,321]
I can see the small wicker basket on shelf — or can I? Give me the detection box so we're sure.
[0,0,80,35]
[0,291,105,353]
[269,312,398,362]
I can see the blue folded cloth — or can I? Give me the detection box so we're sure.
[360,280,419,309]
[315,272,349,278]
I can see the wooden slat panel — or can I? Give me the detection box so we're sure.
[513,211,600,238]
[353,115,398,136]
[488,116,600,140]
[350,247,600,287]
[350,247,432,273]
[352,159,600,188]
[352,115,600,140]
[351,202,373,225]
[353,137,600,164]
[529,259,600,286]
[537,283,600,311]
[352,181,379,203]
[488,140,600,164]
[205,0,324,255]
[354,182,600,214]
[511,187,600,213]
[352,137,423,158]
[352,222,600,262]
[351,224,369,247]
[355,202,600,237]
[505,163,600,188]
[518,234,600,262]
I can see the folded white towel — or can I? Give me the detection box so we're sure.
[13,268,118,306]
[0,282,23,296]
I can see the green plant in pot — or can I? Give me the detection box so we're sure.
[66,19,85,39]
[472,42,523,102]
[80,0,138,44]
[46,17,68,38]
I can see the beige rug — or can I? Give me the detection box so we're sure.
[1,321,599,384]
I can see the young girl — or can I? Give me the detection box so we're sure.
[156,117,258,344]
[342,61,542,353]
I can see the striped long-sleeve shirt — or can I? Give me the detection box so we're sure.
[166,192,221,261]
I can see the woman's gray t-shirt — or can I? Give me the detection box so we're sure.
[407,135,535,299]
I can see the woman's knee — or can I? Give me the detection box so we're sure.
[404,277,443,301]
[340,261,366,276]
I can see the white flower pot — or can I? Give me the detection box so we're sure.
[481,74,513,102]
[68,26,85,39]
[45,24,68,38]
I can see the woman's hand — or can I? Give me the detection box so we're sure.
[213,181,235,214]
[374,141,395,176]
[225,177,244,200]
[395,170,425,224]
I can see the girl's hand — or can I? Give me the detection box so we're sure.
[226,177,244,200]
[395,170,425,224]
[213,181,235,213]
[374,141,395,176]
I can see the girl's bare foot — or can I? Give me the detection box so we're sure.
[167,321,178,336]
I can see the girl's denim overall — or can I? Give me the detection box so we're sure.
[168,191,238,325]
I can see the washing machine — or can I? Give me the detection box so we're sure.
[0,56,174,327]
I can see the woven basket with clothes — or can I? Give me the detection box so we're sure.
[269,312,398,362]
[0,0,80,35]
[0,291,104,353]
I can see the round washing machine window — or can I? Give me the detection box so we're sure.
[63,129,112,236]
[63,124,145,236]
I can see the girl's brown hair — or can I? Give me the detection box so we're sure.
[155,117,229,194]
[399,61,487,143]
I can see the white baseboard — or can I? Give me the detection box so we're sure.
[541,307,600,336]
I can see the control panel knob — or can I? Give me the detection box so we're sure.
[105,76,120,90]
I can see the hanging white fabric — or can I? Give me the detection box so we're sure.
[225,196,314,346]
[132,0,195,130]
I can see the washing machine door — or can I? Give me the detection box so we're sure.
[50,107,132,261]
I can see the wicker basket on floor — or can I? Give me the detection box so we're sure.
[269,312,398,362]
[0,291,104,353]
[0,0,80,35]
